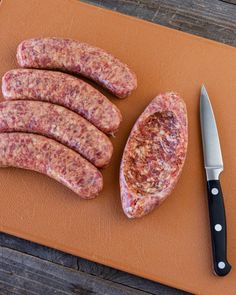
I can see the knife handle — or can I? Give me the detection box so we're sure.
[207,180,231,276]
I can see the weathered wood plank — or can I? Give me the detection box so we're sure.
[0,233,190,294]
[0,233,78,269]
[81,0,236,46]
[78,258,191,295]
[0,247,153,295]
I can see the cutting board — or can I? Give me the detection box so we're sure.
[0,1,235,294]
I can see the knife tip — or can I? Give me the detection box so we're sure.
[201,84,208,97]
[201,84,206,92]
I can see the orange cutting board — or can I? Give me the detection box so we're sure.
[0,0,236,294]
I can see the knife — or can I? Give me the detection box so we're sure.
[200,85,231,276]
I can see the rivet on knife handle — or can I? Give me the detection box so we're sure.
[207,180,231,276]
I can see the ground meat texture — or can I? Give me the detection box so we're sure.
[2,69,122,135]
[120,92,188,218]
[16,37,137,98]
[0,133,103,199]
[0,100,113,168]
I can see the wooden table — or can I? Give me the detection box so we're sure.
[1,1,236,294]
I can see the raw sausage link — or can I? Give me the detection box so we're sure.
[2,69,122,135]
[0,133,103,199]
[120,92,188,218]
[16,37,137,98]
[0,100,113,168]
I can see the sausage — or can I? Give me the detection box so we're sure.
[0,100,113,168]
[0,133,103,199]
[16,37,137,98]
[120,92,188,218]
[2,69,122,135]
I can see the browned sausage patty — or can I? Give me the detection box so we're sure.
[120,92,188,218]
[2,69,122,135]
[0,133,103,199]
[16,37,137,98]
[0,100,113,168]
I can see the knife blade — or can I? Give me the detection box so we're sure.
[200,85,231,276]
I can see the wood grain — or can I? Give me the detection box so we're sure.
[78,258,189,295]
[0,233,190,295]
[82,0,236,46]
[2,0,236,294]
[0,233,78,269]
[0,246,152,295]
[220,0,236,4]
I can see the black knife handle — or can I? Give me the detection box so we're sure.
[207,180,231,276]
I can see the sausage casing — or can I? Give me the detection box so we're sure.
[0,100,113,168]
[2,69,122,135]
[0,133,103,199]
[16,37,137,98]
